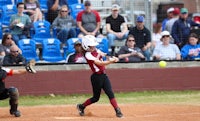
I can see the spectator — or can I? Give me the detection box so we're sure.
[24,0,43,22]
[162,7,174,31]
[66,40,86,63]
[47,0,68,24]
[165,7,180,34]
[0,62,36,117]
[106,4,128,56]
[3,45,25,65]
[0,33,17,56]
[171,8,200,49]
[129,15,152,61]
[76,0,102,38]
[152,23,162,48]
[118,34,145,62]
[52,5,76,43]
[9,2,32,44]
[152,31,181,61]
[181,33,200,60]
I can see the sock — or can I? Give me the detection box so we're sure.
[83,99,92,107]
[110,98,119,109]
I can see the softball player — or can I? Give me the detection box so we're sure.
[77,35,123,118]
[0,61,36,117]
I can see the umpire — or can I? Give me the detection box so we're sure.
[0,67,21,117]
[0,60,36,117]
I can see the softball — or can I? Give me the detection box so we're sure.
[159,61,167,68]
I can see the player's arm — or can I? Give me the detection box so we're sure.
[92,21,101,35]
[2,67,27,76]
[94,56,118,66]
[97,49,107,57]
[77,21,89,35]
[12,69,27,75]
[106,23,116,35]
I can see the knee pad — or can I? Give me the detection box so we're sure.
[8,87,19,100]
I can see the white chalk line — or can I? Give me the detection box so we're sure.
[53,112,200,120]
[134,112,200,118]
[54,117,81,120]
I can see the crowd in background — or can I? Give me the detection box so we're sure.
[0,0,200,65]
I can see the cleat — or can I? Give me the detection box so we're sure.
[10,110,21,117]
[115,108,123,118]
[77,104,85,116]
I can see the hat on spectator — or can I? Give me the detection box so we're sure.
[111,4,120,11]
[180,8,188,14]
[167,7,174,13]
[84,0,91,6]
[136,16,144,22]
[160,31,171,40]
[74,40,81,45]
[173,7,180,15]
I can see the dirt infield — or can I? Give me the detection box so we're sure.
[0,104,200,121]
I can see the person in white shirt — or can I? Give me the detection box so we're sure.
[153,31,181,60]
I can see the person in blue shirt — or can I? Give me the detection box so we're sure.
[181,33,200,60]
[171,8,200,49]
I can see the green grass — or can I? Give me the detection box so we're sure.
[0,90,200,107]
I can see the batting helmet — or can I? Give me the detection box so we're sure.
[81,35,98,51]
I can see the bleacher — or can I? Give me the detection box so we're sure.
[3,0,189,62]
[0,0,111,63]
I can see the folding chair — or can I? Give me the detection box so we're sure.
[14,0,23,4]
[0,22,2,39]
[67,0,79,6]
[63,38,81,58]
[42,38,64,62]
[0,4,17,27]
[32,20,51,43]
[96,37,109,54]
[18,39,39,61]
[0,0,12,6]
[38,0,48,19]
[69,3,84,20]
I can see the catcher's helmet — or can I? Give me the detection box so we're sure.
[81,35,98,51]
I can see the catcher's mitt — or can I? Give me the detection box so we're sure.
[25,60,36,74]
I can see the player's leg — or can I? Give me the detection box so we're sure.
[77,73,103,116]
[0,88,20,117]
[8,87,21,117]
[0,89,9,100]
[103,74,123,118]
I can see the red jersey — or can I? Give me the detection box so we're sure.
[85,49,105,73]
[76,10,101,23]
